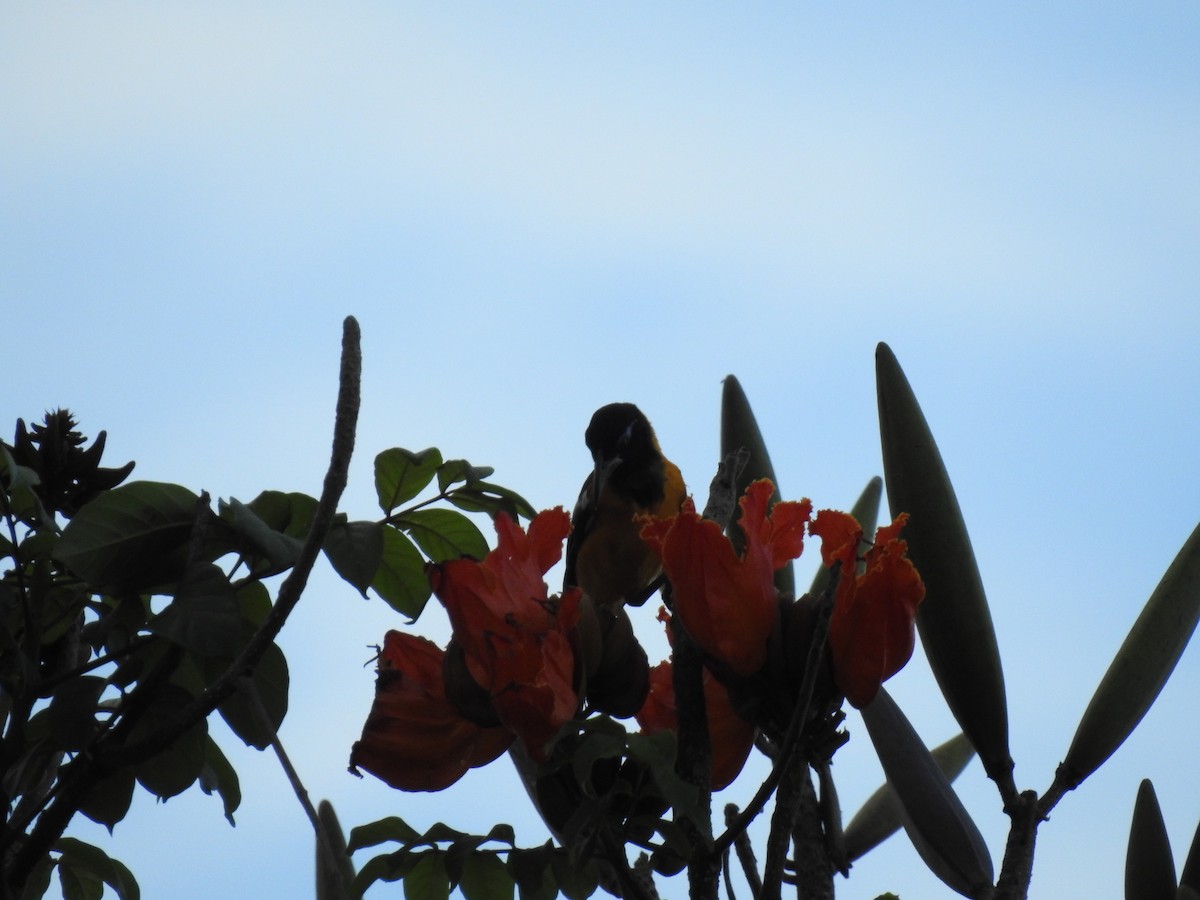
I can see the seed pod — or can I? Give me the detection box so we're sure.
[876,343,1013,799]
[1057,520,1200,791]
[1125,779,1177,900]
[861,688,993,898]
[844,732,975,862]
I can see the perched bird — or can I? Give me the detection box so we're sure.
[565,403,686,607]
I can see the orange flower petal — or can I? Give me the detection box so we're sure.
[813,514,926,708]
[429,509,582,758]
[642,481,809,677]
[350,632,512,792]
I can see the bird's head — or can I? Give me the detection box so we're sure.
[583,403,665,504]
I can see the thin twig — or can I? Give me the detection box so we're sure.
[724,803,762,898]
[242,676,349,900]
[787,769,833,900]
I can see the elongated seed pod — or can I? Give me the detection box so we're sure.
[876,343,1013,799]
[861,688,993,898]
[843,731,975,863]
[1125,779,1177,900]
[1056,520,1200,791]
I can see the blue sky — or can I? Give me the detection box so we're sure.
[3,4,1200,898]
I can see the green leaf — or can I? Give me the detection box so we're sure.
[130,684,207,800]
[55,838,140,900]
[448,482,536,521]
[19,853,55,900]
[444,837,488,887]
[352,851,417,896]
[48,675,106,751]
[1058,519,1200,792]
[1,445,55,530]
[396,508,488,563]
[875,343,1013,796]
[347,816,422,853]
[371,527,431,619]
[58,862,103,900]
[79,768,136,833]
[0,443,40,492]
[437,459,494,492]
[404,852,450,900]
[843,732,975,862]
[218,497,303,575]
[569,729,626,799]
[324,520,384,597]
[198,736,241,826]
[860,687,993,896]
[245,490,319,539]
[420,822,469,846]
[721,374,792,596]
[626,731,700,821]
[215,640,289,750]
[460,852,515,900]
[550,852,598,900]
[236,581,272,627]
[506,845,557,900]
[148,562,242,657]
[376,448,443,514]
[56,481,199,593]
[485,823,515,846]
[1126,779,1177,900]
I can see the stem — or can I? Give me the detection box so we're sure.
[788,770,833,900]
[724,804,762,898]
[671,622,719,900]
[243,677,348,900]
[993,790,1041,900]
[102,316,360,768]
[760,741,805,900]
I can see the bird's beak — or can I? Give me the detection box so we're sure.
[589,455,622,506]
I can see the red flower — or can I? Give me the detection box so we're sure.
[809,510,926,708]
[350,631,512,792]
[641,479,811,676]
[636,660,756,790]
[429,508,581,758]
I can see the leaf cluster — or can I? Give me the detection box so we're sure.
[348,817,598,900]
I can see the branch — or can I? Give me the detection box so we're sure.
[102,314,361,768]
[724,803,762,898]
[993,790,1040,900]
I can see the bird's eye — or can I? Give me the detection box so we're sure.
[618,421,635,447]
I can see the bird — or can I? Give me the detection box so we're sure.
[564,402,686,607]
